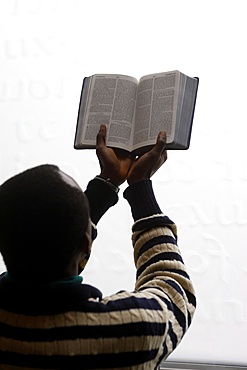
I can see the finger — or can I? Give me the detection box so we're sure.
[96,124,107,147]
[157,130,166,145]
[151,130,167,155]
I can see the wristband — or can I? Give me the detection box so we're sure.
[94,176,120,193]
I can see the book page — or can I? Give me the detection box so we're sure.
[79,74,138,151]
[132,71,179,151]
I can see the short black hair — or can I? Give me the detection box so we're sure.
[0,164,90,282]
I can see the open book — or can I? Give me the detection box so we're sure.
[74,70,199,154]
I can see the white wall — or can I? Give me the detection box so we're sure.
[0,0,246,366]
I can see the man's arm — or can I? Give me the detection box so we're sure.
[84,124,134,233]
[80,125,135,271]
[121,132,196,362]
[123,179,196,361]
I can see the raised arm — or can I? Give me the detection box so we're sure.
[84,124,134,227]
[121,131,196,365]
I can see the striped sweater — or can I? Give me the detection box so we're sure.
[0,179,196,369]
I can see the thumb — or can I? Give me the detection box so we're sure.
[96,124,107,147]
[152,130,167,154]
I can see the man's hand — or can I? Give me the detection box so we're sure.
[96,124,135,186]
[127,131,167,185]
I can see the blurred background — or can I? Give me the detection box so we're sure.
[0,0,246,366]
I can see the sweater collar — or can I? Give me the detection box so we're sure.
[4,272,83,288]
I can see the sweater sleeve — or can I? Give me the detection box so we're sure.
[85,178,118,224]
[123,179,196,362]
[79,178,118,272]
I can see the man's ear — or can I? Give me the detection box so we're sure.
[81,231,92,257]
[78,225,92,270]
[78,219,92,273]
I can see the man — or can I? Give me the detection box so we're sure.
[0,125,196,369]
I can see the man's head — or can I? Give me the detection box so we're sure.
[0,164,91,283]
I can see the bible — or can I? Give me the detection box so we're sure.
[74,70,199,154]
